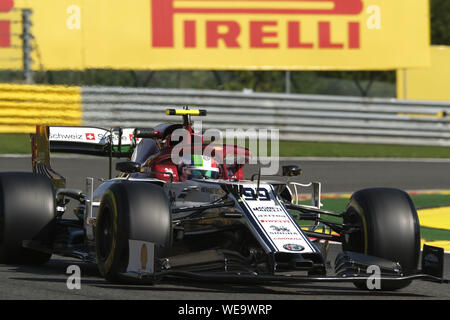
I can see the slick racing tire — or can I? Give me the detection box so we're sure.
[96,181,172,283]
[342,188,420,291]
[0,172,55,264]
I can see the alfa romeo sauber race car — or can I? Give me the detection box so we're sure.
[0,108,448,291]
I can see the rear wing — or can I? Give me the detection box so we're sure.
[31,125,140,188]
[46,126,138,156]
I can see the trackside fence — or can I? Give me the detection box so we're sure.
[81,86,450,146]
[0,83,449,146]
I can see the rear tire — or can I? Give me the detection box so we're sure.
[96,181,172,283]
[342,188,420,290]
[0,172,55,264]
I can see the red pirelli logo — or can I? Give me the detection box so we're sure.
[151,0,364,49]
[0,0,13,47]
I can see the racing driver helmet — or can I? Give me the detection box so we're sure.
[181,154,220,180]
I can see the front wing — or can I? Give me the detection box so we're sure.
[122,240,449,287]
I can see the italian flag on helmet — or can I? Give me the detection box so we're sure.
[182,154,219,179]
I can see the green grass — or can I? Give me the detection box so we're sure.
[295,194,450,241]
[238,139,450,158]
[410,194,450,209]
[420,227,450,242]
[278,140,450,158]
[3,134,450,158]
[309,194,450,213]
[0,134,31,154]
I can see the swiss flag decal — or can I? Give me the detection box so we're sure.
[85,133,95,141]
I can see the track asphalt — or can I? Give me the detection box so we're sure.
[0,156,449,300]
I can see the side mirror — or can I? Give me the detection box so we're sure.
[282,165,302,177]
[116,161,141,174]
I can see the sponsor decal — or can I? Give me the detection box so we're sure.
[283,243,305,252]
[0,0,14,47]
[253,206,284,213]
[258,214,287,219]
[48,127,140,145]
[269,225,290,233]
[151,0,363,50]
[0,0,429,70]
[239,184,315,253]
[85,133,96,141]
[49,127,106,143]
[260,219,290,223]
[127,240,155,274]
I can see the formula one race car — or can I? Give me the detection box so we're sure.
[0,108,447,291]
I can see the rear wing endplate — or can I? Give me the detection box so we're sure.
[31,125,140,187]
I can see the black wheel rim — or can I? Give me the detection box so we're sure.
[98,208,113,260]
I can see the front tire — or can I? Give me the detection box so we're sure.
[96,181,172,283]
[342,188,421,290]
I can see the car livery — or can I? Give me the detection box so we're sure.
[0,107,447,291]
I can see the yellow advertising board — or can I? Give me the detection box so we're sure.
[0,0,23,70]
[1,0,431,70]
[397,46,450,102]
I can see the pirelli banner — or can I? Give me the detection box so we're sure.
[397,46,450,102]
[5,0,430,70]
